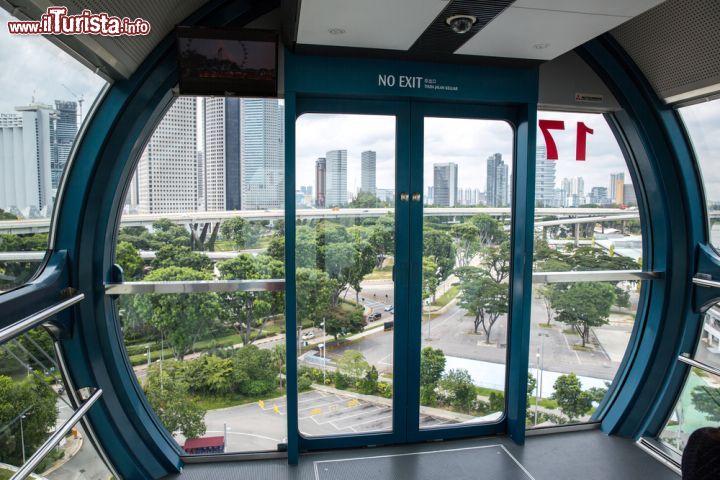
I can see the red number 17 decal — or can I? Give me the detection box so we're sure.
[538,120,594,161]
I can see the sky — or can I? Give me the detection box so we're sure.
[0,9,106,120]
[1,7,718,203]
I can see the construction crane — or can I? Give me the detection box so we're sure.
[61,83,84,124]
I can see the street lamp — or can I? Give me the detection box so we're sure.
[19,414,27,464]
[321,318,327,384]
[534,332,550,426]
[425,298,431,340]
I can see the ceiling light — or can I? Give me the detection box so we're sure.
[446,15,477,34]
[328,28,346,35]
[533,43,550,50]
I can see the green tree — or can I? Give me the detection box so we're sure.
[134,267,220,359]
[422,256,440,302]
[423,229,456,281]
[439,369,476,412]
[0,376,58,467]
[551,373,593,422]
[0,208,17,220]
[468,214,505,246]
[220,217,262,249]
[368,215,394,268]
[151,245,213,273]
[152,219,190,247]
[266,233,285,262]
[325,306,365,340]
[450,222,481,268]
[270,344,286,390]
[457,268,508,343]
[420,347,446,406]
[691,383,720,422]
[480,241,511,283]
[336,350,370,380]
[359,366,379,394]
[230,345,278,396]
[198,355,234,394]
[552,282,616,347]
[116,241,143,279]
[349,191,389,208]
[217,254,284,346]
[296,268,334,327]
[144,365,206,439]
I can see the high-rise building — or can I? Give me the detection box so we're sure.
[623,183,637,206]
[0,104,57,217]
[52,100,77,190]
[135,97,197,214]
[610,173,625,205]
[535,145,556,207]
[204,97,240,211]
[196,150,205,210]
[361,150,377,196]
[590,186,608,205]
[325,150,348,207]
[433,162,458,207]
[486,153,508,207]
[241,98,284,210]
[315,157,326,207]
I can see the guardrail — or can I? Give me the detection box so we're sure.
[532,270,659,284]
[0,293,84,344]
[105,279,285,295]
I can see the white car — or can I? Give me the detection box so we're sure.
[301,331,315,340]
[384,305,394,312]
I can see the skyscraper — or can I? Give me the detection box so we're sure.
[433,162,458,207]
[535,145,556,207]
[610,172,625,205]
[590,186,608,205]
[52,100,77,190]
[135,97,197,214]
[315,157,326,207]
[623,183,636,206]
[486,153,508,207]
[0,104,57,217]
[204,97,240,211]
[325,150,348,207]
[241,98,284,210]
[197,150,205,210]
[361,150,377,196]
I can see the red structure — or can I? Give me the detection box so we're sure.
[183,436,225,455]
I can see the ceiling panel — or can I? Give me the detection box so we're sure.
[296,0,450,50]
[456,1,664,60]
[512,0,662,17]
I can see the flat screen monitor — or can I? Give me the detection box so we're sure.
[176,27,278,97]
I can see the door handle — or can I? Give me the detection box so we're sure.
[412,192,422,202]
[400,192,410,202]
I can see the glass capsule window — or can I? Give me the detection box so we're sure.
[0,8,106,294]
[527,111,645,429]
[115,96,288,455]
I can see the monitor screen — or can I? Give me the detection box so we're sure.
[176,27,278,97]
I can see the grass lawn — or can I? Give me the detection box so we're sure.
[0,469,13,480]
[432,286,459,308]
[193,388,284,411]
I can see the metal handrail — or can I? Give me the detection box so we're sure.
[692,276,720,289]
[532,270,659,284]
[10,388,103,480]
[0,293,84,345]
[678,353,720,377]
[105,279,285,295]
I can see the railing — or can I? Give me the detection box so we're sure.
[105,279,286,295]
[532,269,659,284]
[0,292,109,480]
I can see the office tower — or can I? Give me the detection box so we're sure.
[623,183,637,206]
[535,145,556,207]
[52,100,77,190]
[376,188,395,205]
[325,150,348,207]
[0,104,57,217]
[205,97,239,211]
[486,153,508,207]
[361,150,377,196]
[590,186,608,205]
[610,173,625,205]
[241,98,284,210]
[315,158,326,207]
[197,150,205,210]
[135,97,197,214]
[433,162,458,207]
[426,186,434,205]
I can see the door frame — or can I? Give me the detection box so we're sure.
[283,50,538,463]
